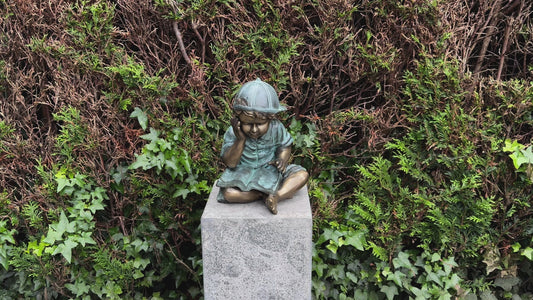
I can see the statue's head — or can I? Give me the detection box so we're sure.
[232,79,286,114]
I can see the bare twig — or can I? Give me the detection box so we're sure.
[191,20,206,63]
[497,19,513,81]
[474,0,502,75]
[164,238,201,286]
[172,21,191,65]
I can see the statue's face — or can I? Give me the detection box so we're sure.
[238,114,270,140]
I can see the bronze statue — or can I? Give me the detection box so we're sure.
[216,79,309,214]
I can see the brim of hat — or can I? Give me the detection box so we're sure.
[233,105,286,114]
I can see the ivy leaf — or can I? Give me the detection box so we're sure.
[90,187,107,202]
[522,247,533,260]
[322,228,342,244]
[346,271,358,284]
[131,238,149,252]
[313,260,326,278]
[326,242,338,254]
[53,238,79,263]
[43,226,63,244]
[87,200,105,214]
[479,291,498,300]
[133,257,150,269]
[133,269,144,279]
[427,271,443,287]
[102,281,123,297]
[387,270,406,287]
[140,128,159,142]
[75,231,96,247]
[111,164,128,184]
[442,256,458,275]
[44,211,75,243]
[444,273,460,290]
[508,146,533,169]
[380,284,398,300]
[0,230,15,245]
[327,264,345,281]
[130,153,151,170]
[66,280,91,296]
[58,210,77,234]
[344,230,366,251]
[0,246,11,270]
[503,139,523,153]
[178,150,192,174]
[130,107,148,130]
[393,251,412,270]
[56,177,71,194]
[513,152,530,169]
[520,146,533,165]
[411,286,431,300]
[493,276,520,291]
[173,186,190,199]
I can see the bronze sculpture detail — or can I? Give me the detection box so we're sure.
[217,79,309,214]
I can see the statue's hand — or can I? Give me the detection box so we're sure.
[231,117,246,140]
[269,158,288,173]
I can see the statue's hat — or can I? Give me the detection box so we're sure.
[233,79,286,114]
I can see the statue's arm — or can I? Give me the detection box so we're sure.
[270,146,291,173]
[221,118,246,168]
[222,139,245,168]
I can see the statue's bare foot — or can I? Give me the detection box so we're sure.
[265,194,278,214]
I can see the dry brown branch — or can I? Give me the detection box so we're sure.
[172,20,191,65]
[191,20,206,63]
[497,19,513,81]
[474,0,502,75]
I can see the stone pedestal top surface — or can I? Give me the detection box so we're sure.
[202,183,311,219]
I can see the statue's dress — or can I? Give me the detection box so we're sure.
[216,120,304,201]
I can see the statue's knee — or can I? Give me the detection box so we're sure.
[295,170,309,183]
[222,188,239,201]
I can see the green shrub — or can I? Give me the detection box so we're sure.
[53,106,96,163]
[313,219,462,299]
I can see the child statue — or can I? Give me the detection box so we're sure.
[216,79,309,214]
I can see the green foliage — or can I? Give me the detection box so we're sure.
[129,126,208,199]
[313,53,533,297]
[106,54,179,110]
[314,219,463,299]
[288,117,323,171]
[0,119,15,156]
[288,117,344,228]
[384,57,497,257]
[356,30,398,75]
[208,0,302,89]
[21,201,43,231]
[1,157,204,298]
[42,171,105,263]
[53,106,95,163]
[27,35,68,58]
[504,139,533,181]
[0,219,16,271]
[65,0,115,50]
[347,148,495,258]
[1,171,107,298]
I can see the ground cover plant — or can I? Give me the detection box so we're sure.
[0,0,532,299]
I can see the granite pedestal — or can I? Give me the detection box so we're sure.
[201,184,312,300]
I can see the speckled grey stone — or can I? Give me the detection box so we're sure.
[201,184,312,300]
